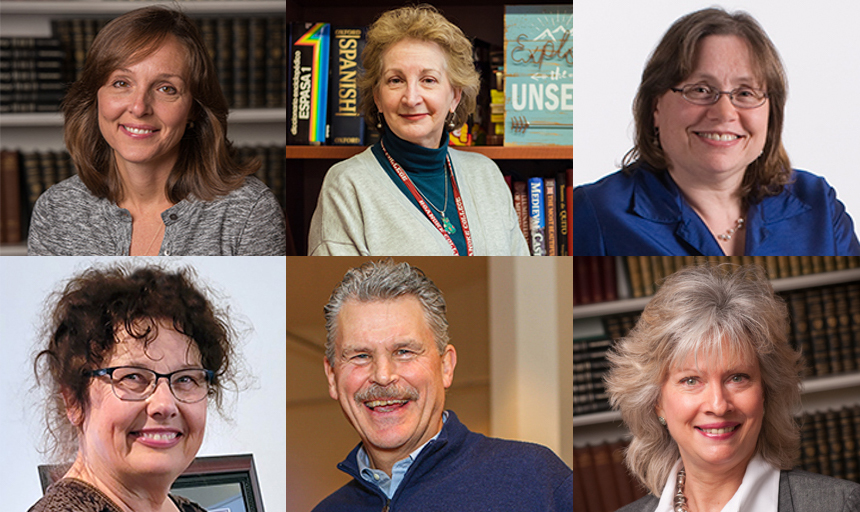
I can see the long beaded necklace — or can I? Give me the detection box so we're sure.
[674,468,689,512]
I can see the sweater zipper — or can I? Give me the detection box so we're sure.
[382,498,390,512]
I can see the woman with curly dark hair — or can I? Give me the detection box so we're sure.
[570,8,860,256]
[29,263,240,512]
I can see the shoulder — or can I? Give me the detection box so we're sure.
[221,176,273,202]
[323,148,381,183]
[28,479,119,512]
[447,147,503,178]
[462,429,571,477]
[782,469,860,510]
[616,494,658,512]
[36,175,98,206]
[575,167,664,199]
[783,169,836,196]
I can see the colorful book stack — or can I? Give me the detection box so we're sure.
[511,169,571,255]
[0,146,287,245]
[0,37,67,113]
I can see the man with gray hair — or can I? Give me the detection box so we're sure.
[314,259,573,512]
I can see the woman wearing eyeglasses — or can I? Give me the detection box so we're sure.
[570,8,860,256]
[29,265,237,512]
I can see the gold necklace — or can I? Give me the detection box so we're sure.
[142,222,164,255]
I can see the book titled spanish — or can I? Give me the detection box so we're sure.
[328,27,366,145]
[503,5,572,147]
[288,22,330,145]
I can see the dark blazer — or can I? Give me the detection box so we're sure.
[570,166,860,256]
[616,469,860,512]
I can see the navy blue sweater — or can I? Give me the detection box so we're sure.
[312,411,574,512]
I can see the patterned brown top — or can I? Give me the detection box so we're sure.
[28,478,207,512]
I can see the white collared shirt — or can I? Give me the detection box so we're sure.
[654,454,780,512]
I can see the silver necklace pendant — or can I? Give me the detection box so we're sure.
[674,468,688,512]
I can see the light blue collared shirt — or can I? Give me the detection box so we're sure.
[357,412,448,499]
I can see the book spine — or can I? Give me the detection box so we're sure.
[248,17,267,108]
[544,177,557,255]
[289,22,331,145]
[527,177,546,256]
[556,170,567,255]
[328,27,366,145]
[512,181,530,249]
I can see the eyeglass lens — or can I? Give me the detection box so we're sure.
[681,85,765,108]
[109,367,209,403]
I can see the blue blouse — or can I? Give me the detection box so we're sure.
[570,166,860,256]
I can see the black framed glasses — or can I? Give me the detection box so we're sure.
[670,84,768,109]
[87,366,214,403]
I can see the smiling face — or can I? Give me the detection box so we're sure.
[373,38,462,149]
[97,35,193,175]
[324,296,456,469]
[74,322,207,486]
[654,35,769,185]
[656,345,764,476]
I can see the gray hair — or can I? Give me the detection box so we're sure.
[605,264,802,496]
[324,259,449,363]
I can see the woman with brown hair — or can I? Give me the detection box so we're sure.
[570,8,860,256]
[27,6,287,255]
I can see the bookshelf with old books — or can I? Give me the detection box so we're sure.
[286,0,573,255]
[0,0,288,254]
[570,256,860,511]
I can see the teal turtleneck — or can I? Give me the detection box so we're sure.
[371,129,468,255]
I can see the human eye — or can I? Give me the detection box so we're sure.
[395,348,416,358]
[685,84,713,97]
[157,84,178,95]
[348,353,371,364]
[111,79,130,88]
[729,373,751,384]
[679,376,699,386]
[114,368,152,389]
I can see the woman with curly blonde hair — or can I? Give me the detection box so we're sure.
[308,4,528,256]
[607,264,859,511]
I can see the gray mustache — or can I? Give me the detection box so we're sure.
[354,383,419,404]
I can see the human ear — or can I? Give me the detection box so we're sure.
[62,389,84,427]
[441,344,457,389]
[323,357,339,401]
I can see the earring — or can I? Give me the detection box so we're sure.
[446,112,457,131]
[376,112,384,130]
[653,126,661,146]
[658,416,667,426]
[186,120,194,130]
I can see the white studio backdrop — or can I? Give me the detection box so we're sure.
[0,257,286,512]
[570,0,860,233]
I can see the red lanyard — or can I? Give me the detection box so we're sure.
[381,142,474,256]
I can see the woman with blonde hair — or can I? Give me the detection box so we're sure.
[308,4,528,256]
[28,6,287,255]
[607,264,859,511]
